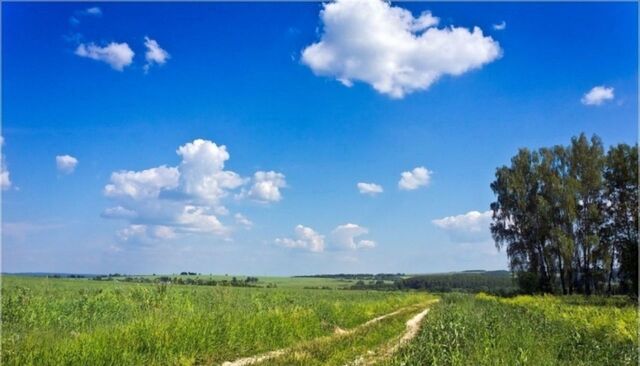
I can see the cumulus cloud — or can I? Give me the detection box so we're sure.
[398,166,431,190]
[75,42,134,71]
[177,139,245,203]
[247,171,287,203]
[432,210,492,243]
[143,37,170,73]
[56,155,79,174]
[117,224,176,243]
[105,166,180,200]
[493,21,506,30]
[581,86,614,106]
[301,0,501,98]
[331,223,376,250]
[357,182,383,196]
[103,139,282,243]
[1,136,11,191]
[234,213,253,229]
[276,225,325,252]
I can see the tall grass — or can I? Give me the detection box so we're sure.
[1,276,431,365]
[385,293,638,366]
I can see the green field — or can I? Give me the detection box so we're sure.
[1,276,434,365]
[387,293,638,366]
[2,275,637,365]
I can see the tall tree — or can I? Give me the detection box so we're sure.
[603,144,638,294]
[568,134,605,295]
[491,134,636,295]
[491,149,553,293]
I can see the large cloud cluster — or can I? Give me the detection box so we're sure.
[103,139,285,243]
[302,0,501,98]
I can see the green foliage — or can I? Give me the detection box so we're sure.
[385,293,638,366]
[1,276,432,365]
[490,134,638,295]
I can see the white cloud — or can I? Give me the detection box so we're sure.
[177,139,245,203]
[301,0,501,98]
[143,37,170,73]
[331,223,376,250]
[103,139,281,243]
[581,85,614,106]
[493,21,506,30]
[75,42,134,71]
[70,7,102,25]
[176,205,228,235]
[357,182,383,196]
[104,165,180,200]
[276,225,325,252]
[398,166,431,190]
[84,7,102,16]
[234,213,253,229]
[247,171,287,203]
[432,210,492,243]
[56,155,79,174]
[101,206,138,219]
[1,136,11,191]
[117,224,176,243]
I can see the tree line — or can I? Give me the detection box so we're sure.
[490,133,637,295]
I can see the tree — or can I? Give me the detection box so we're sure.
[491,149,553,292]
[568,134,605,295]
[490,134,637,296]
[603,144,638,294]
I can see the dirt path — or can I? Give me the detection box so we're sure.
[219,302,434,366]
[346,299,439,366]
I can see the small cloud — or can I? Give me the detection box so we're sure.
[1,136,11,191]
[101,206,138,220]
[246,171,287,203]
[432,210,492,243]
[75,42,135,71]
[357,182,383,196]
[581,85,615,106]
[493,21,506,31]
[331,223,376,250]
[398,166,431,190]
[84,7,102,16]
[117,224,176,244]
[70,7,102,26]
[276,225,325,252]
[235,213,253,229]
[143,37,170,73]
[56,155,78,174]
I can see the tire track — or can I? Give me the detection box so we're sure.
[219,301,435,366]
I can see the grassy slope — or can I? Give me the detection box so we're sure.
[1,276,431,365]
[384,293,638,366]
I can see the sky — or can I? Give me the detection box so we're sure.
[1,1,637,275]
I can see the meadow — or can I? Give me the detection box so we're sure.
[386,293,638,366]
[1,275,434,365]
[2,275,638,365]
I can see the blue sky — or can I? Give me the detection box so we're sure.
[2,1,637,275]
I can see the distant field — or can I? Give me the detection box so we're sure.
[3,275,637,365]
[1,276,434,365]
